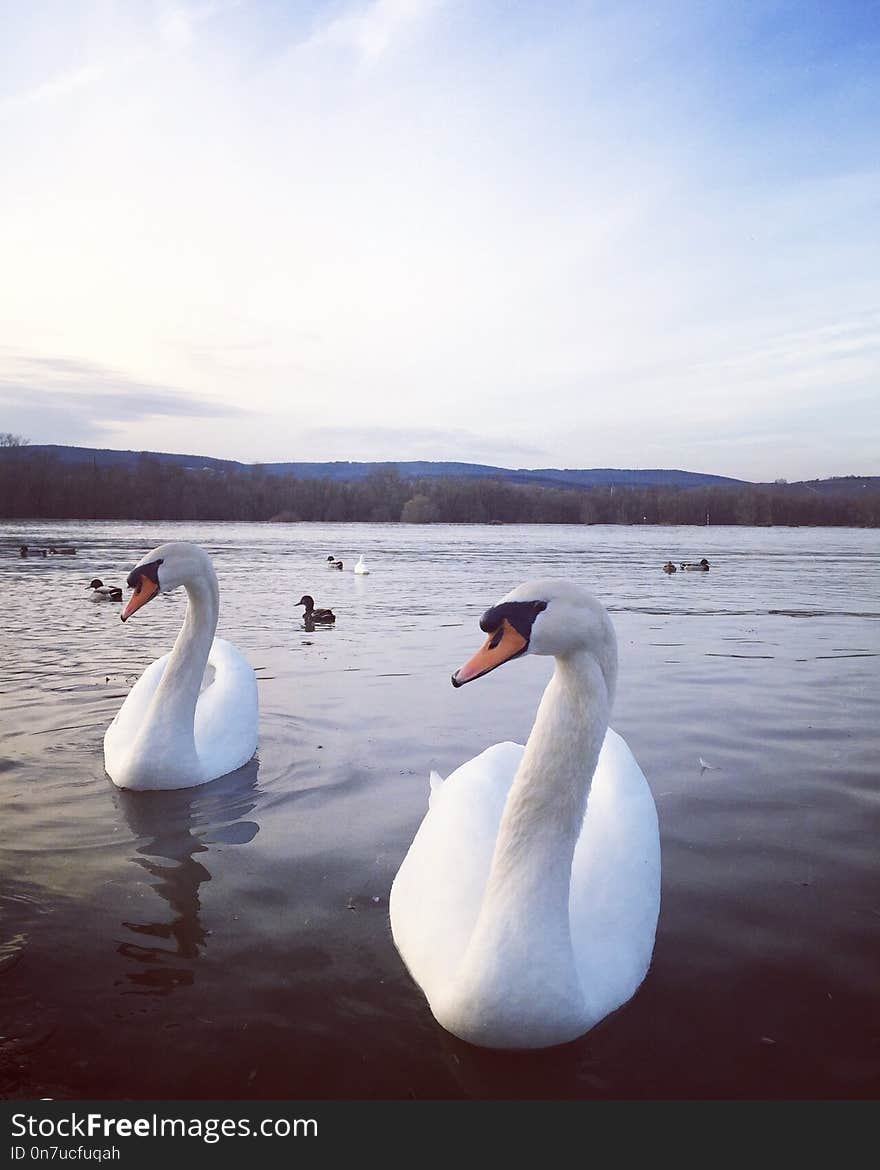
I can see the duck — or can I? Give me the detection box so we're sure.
[103,541,258,791]
[662,561,677,574]
[326,556,344,570]
[19,544,47,558]
[49,546,77,555]
[680,558,710,571]
[87,578,123,601]
[298,595,336,623]
[354,555,370,575]
[390,579,660,1050]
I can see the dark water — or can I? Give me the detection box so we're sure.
[1,521,878,1100]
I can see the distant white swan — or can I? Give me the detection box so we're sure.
[390,579,660,1049]
[104,541,258,791]
[354,555,370,575]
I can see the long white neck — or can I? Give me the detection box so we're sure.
[144,566,219,760]
[449,651,610,1045]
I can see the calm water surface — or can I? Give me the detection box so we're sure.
[0,522,878,1099]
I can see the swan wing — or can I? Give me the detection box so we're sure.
[569,727,661,1019]
[193,637,259,779]
[103,652,171,768]
[390,741,523,1000]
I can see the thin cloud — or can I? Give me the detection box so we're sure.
[0,2,236,119]
[302,0,440,64]
[0,65,103,115]
[0,384,246,422]
[0,353,248,433]
[157,1,241,51]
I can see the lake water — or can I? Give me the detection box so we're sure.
[0,521,877,1100]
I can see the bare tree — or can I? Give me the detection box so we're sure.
[0,448,876,525]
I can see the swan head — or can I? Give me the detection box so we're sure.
[452,579,617,696]
[120,541,214,622]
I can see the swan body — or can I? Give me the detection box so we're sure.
[354,555,370,575]
[104,542,258,791]
[88,578,123,601]
[390,579,660,1050]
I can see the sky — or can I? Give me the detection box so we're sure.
[0,0,877,482]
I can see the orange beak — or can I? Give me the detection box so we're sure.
[121,577,159,623]
[452,618,528,687]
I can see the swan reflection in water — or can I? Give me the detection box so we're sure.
[113,760,260,995]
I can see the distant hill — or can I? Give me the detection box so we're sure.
[0,444,748,490]
[790,475,880,495]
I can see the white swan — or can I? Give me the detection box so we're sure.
[104,541,258,791]
[354,555,370,575]
[390,579,660,1050]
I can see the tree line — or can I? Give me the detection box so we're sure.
[0,449,877,526]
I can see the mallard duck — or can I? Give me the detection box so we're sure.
[49,546,77,555]
[19,544,47,557]
[662,561,677,573]
[87,578,123,601]
[298,595,336,623]
[680,558,710,571]
[326,556,344,570]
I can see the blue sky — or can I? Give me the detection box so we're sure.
[0,0,877,480]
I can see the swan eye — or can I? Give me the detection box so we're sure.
[126,558,163,590]
[479,599,547,639]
